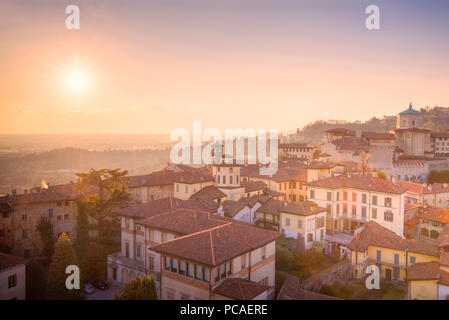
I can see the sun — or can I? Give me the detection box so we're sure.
[65,70,90,93]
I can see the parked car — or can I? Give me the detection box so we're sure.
[94,280,108,291]
[84,283,95,295]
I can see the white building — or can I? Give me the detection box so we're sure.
[306,175,407,237]
[0,253,26,300]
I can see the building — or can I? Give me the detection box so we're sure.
[0,252,26,300]
[397,181,449,208]
[151,221,281,300]
[277,273,341,300]
[348,221,440,282]
[107,200,282,300]
[279,143,315,160]
[431,132,449,157]
[307,175,407,237]
[255,199,326,250]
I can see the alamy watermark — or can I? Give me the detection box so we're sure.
[169,121,279,175]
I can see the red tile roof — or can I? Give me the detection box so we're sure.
[257,199,326,217]
[361,132,395,140]
[151,222,282,266]
[431,132,449,139]
[419,206,449,224]
[0,252,25,271]
[190,186,226,201]
[240,180,267,193]
[15,183,79,204]
[277,274,341,300]
[279,143,312,149]
[213,278,269,300]
[307,175,408,194]
[128,171,183,188]
[407,262,440,281]
[331,136,369,151]
[348,222,440,257]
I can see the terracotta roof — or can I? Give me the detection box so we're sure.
[306,161,339,169]
[222,200,249,218]
[394,128,431,133]
[213,278,269,300]
[306,175,407,195]
[257,199,326,217]
[137,208,227,235]
[439,251,449,267]
[432,132,449,139]
[263,188,284,198]
[277,274,341,300]
[348,222,440,257]
[151,222,282,266]
[331,136,369,151]
[407,262,440,281]
[240,181,267,193]
[14,183,78,204]
[325,128,356,136]
[241,165,307,183]
[405,216,419,227]
[419,206,449,224]
[0,196,13,212]
[362,132,395,140]
[128,171,183,188]
[0,253,25,271]
[279,143,312,149]
[190,186,226,201]
[439,270,449,287]
[115,197,217,218]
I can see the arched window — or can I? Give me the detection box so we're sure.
[421,228,429,238]
[430,230,440,239]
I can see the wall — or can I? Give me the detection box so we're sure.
[0,264,26,300]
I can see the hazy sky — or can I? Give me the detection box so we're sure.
[1,0,449,134]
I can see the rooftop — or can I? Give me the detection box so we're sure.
[257,198,326,217]
[0,252,25,271]
[213,278,270,300]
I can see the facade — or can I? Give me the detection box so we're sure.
[255,199,327,250]
[432,132,449,157]
[0,253,26,300]
[307,175,407,237]
[279,143,315,160]
[348,222,440,282]
[107,200,282,300]
[398,180,449,208]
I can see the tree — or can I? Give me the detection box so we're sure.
[85,242,107,284]
[74,201,90,282]
[375,170,387,180]
[76,168,131,248]
[46,233,82,300]
[114,276,158,300]
[26,259,47,300]
[36,217,54,261]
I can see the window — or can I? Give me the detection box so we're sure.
[48,208,54,218]
[384,197,392,208]
[362,194,367,204]
[241,254,247,269]
[8,275,17,288]
[376,250,382,262]
[393,267,399,278]
[316,217,325,228]
[361,207,367,219]
[171,259,178,273]
[148,256,155,270]
[261,246,266,260]
[351,205,356,216]
[372,195,378,205]
[343,203,348,215]
[57,201,62,207]
[204,268,210,282]
[223,176,226,184]
[195,265,203,280]
[22,214,27,221]
[176,184,179,192]
[64,214,70,221]
[307,233,313,242]
[185,186,188,193]
[165,256,171,270]
[125,241,130,258]
[285,217,290,226]
[297,220,303,228]
[394,253,400,265]
[343,191,348,201]
[384,211,393,222]
[410,256,416,265]
[352,193,357,202]
[336,192,340,201]
[22,229,28,239]
[112,268,117,280]
[371,208,377,219]
[187,263,194,278]
[309,190,315,199]
[136,245,141,258]
[327,192,332,201]
[230,176,233,184]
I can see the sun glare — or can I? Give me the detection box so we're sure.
[65,70,90,93]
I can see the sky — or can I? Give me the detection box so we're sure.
[1,0,449,134]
